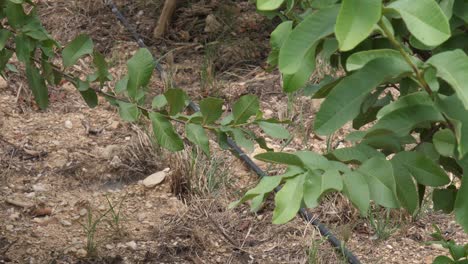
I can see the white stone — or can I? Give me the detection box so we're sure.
[32,184,47,192]
[76,248,87,258]
[60,220,72,227]
[79,208,87,216]
[0,77,7,89]
[125,241,137,251]
[142,171,167,188]
[9,212,20,221]
[105,244,114,250]
[64,120,73,129]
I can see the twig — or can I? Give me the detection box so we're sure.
[6,199,33,208]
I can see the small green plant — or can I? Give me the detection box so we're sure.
[307,235,327,264]
[80,206,111,257]
[105,195,126,236]
[368,208,398,241]
[429,225,468,264]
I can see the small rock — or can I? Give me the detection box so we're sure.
[125,241,137,251]
[98,205,107,211]
[32,184,48,192]
[6,225,14,231]
[105,244,114,250]
[263,109,274,119]
[431,243,444,250]
[137,213,146,222]
[142,171,167,188]
[64,120,73,129]
[76,248,87,258]
[79,208,87,216]
[60,220,72,227]
[108,121,120,130]
[0,77,7,89]
[9,212,20,221]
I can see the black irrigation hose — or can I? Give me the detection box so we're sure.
[105,1,361,263]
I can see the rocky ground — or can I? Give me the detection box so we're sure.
[0,0,467,263]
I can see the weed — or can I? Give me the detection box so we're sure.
[308,235,327,264]
[80,206,111,257]
[169,148,230,199]
[368,208,399,241]
[105,194,126,236]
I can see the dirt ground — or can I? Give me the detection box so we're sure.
[1,1,467,263]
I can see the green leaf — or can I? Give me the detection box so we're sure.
[433,186,457,213]
[435,94,468,158]
[433,256,455,264]
[186,123,210,157]
[229,176,284,209]
[151,94,167,109]
[386,0,451,46]
[255,152,304,167]
[273,173,305,224]
[377,92,432,119]
[164,88,188,116]
[0,50,13,73]
[149,112,184,152]
[455,174,468,232]
[0,29,11,50]
[279,6,340,74]
[390,158,419,214]
[258,121,290,139]
[327,144,385,164]
[93,51,112,87]
[392,151,450,187]
[25,61,48,109]
[126,48,155,99]
[62,34,94,67]
[79,89,98,108]
[257,0,285,11]
[433,129,456,157]
[358,157,399,208]
[115,76,128,94]
[314,57,412,135]
[200,97,224,124]
[232,95,259,124]
[371,105,444,136]
[453,0,468,23]
[5,1,27,29]
[15,34,34,63]
[231,128,254,152]
[282,44,317,92]
[439,0,455,19]
[294,151,332,171]
[346,49,410,72]
[335,0,382,51]
[303,169,343,208]
[342,171,370,215]
[117,101,140,122]
[427,50,468,110]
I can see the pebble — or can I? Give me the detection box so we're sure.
[9,212,20,221]
[79,208,88,216]
[0,77,7,89]
[125,241,137,251]
[6,225,14,231]
[105,244,114,250]
[142,171,167,188]
[64,120,73,129]
[32,184,48,192]
[60,220,72,227]
[137,213,146,222]
[76,248,87,258]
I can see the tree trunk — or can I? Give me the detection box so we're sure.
[153,0,177,39]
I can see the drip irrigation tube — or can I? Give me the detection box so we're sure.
[105,1,361,263]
